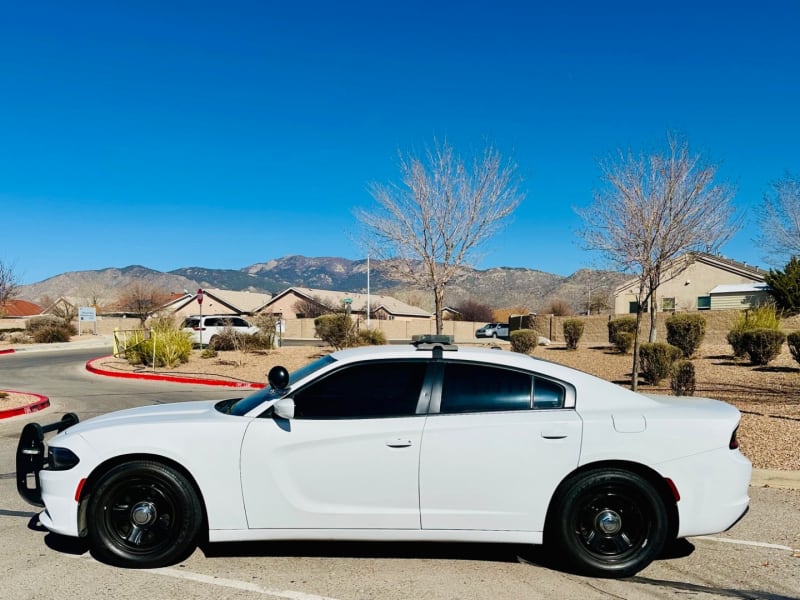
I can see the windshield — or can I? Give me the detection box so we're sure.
[227,354,337,416]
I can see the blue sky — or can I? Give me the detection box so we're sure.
[2,1,798,285]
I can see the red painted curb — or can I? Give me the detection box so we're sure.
[0,390,50,419]
[86,357,265,389]
[0,348,16,355]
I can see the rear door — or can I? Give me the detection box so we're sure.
[419,361,582,532]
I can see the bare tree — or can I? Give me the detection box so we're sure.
[578,134,737,390]
[116,282,172,326]
[756,173,800,264]
[356,140,523,333]
[0,260,20,313]
[454,299,494,322]
[292,295,338,319]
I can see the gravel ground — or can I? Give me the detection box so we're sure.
[64,342,800,471]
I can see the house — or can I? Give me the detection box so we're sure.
[258,287,432,321]
[158,289,272,321]
[613,252,767,314]
[0,299,43,318]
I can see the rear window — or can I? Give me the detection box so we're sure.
[182,318,200,328]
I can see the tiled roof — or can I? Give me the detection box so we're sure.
[267,287,432,318]
[0,299,43,317]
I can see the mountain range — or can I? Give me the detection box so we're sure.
[17,256,628,314]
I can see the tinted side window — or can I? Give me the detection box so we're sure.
[182,319,199,328]
[292,361,427,419]
[206,318,222,327]
[231,318,248,327]
[440,363,532,414]
[534,377,566,409]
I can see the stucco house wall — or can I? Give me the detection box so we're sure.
[614,253,766,314]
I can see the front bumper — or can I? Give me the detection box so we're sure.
[16,413,80,506]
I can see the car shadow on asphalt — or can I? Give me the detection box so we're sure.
[201,540,545,565]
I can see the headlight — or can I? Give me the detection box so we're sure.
[47,446,80,471]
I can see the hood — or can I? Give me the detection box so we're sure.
[58,400,224,438]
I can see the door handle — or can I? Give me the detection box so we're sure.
[541,429,568,440]
[385,439,413,448]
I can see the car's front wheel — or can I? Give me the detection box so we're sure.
[548,469,669,578]
[87,461,203,568]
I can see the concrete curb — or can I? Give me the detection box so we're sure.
[0,390,50,419]
[85,356,265,389]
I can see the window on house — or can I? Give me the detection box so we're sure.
[662,297,676,312]
[697,296,711,310]
[628,301,648,314]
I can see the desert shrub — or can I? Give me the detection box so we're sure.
[26,315,77,336]
[209,327,247,351]
[251,314,279,349]
[608,316,637,348]
[314,313,356,350]
[740,329,786,366]
[200,347,218,359]
[670,360,696,396]
[32,325,73,343]
[613,331,635,354]
[509,329,538,354]
[26,314,66,331]
[547,298,573,316]
[727,305,780,358]
[787,331,800,365]
[639,342,682,385]
[665,313,706,358]
[562,318,584,350]
[124,321,192,368]
[355,328,387,346]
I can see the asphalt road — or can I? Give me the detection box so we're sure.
[0,347,798,600]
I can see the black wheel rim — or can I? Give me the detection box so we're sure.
[102,475,182,555]
[572,483,652,562]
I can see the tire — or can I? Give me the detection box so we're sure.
[491,332,498,338]
[549,469,669,578]
[87,461,203,568]
[207,335,219,350]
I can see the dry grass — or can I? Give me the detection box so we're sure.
[83,341,800,472]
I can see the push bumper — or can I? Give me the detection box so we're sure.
[16,413,80,506]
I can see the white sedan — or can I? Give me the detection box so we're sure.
[16,338,751,578]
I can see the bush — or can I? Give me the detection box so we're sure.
[209,328,247,351]
[314,314,356,349]
[124,319,192,368]
[740,329,786,366]
[26,315,77,336]
[32,325,73,343]
[200,347,218,359]
[562,318,584,350]
[355,328,387,346]
[787,331,800,366]
[613,331,635,354]
[670,360,696,396]
[608,316,637,351]
[639,342,682,385]
[665,313,706,358]
[509,329,538,354]
[26,314,66,332]
[727,305,780,358]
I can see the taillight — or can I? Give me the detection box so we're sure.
[193,327,205,331]
[729,426,740,450]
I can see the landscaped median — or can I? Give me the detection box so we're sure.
[0,390,50,419]
[86,356,266,389]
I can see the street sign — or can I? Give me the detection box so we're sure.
[197,289,204,305]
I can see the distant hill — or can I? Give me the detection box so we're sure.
[17,255,628,314]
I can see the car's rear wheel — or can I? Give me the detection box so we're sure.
[549,469,668,578]
[87,461,202,568]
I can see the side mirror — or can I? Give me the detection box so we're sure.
[268,366,290,390]
[273,398,295,420]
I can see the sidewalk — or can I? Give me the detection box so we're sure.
[0,334,113,354]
